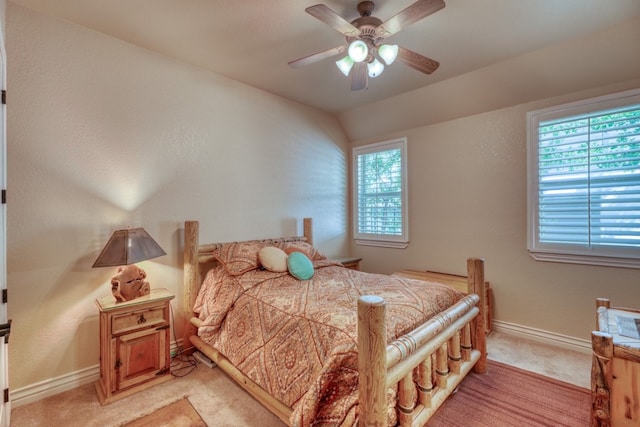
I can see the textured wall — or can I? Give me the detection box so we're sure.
[344,17,640,340]
[351,96,640,340]
[6,3,348,391]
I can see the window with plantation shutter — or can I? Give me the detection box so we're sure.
[352,138,408,248]
[527,88,640,268]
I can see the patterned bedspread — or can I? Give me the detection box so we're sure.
[193,259,464,426]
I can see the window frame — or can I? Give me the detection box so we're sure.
[352,137,409,248]
[526,88,640,269]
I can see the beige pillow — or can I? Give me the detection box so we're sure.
[282,241,327,261]
[259,246,288,272]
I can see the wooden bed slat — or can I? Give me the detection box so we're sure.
[417,357,433,406]
[449,331,462,374]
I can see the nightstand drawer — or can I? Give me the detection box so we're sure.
[112,306,166,335]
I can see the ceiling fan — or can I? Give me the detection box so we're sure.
[288,0,445,91]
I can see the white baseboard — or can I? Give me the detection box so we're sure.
[12,326,590,407]
[11,339,184,408]
[491,319,591,354]
[11,364,99,408]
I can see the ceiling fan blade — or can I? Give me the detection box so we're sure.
[397,47,439,74]
[306,4,361,37]
[377,0,445,38]
[288,45,347,68]
[351,62,368,91]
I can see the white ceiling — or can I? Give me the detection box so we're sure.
[10,0,640,113]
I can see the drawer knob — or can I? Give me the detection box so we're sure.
[137,313,146,324]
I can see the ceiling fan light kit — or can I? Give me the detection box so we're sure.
[347,39,369,62]
[336,56,355,76]
[289,0,445,90]
[367,58,384,78]
[378,44,399,65]
[336,41,393,78]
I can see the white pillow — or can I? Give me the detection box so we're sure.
[258,246,288,272]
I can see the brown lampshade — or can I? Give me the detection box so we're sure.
[92,227,166,268]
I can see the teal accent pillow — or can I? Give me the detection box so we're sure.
[287,251,314,280]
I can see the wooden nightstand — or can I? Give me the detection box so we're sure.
[336,256,362,270]
[94,288,174,405]
[592,298,640,426]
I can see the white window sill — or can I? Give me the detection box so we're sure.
[355,239,408,249]
[529,250,640,269]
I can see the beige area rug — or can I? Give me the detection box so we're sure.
[122,397,206,427]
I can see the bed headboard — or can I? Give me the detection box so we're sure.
[182,218,313,352]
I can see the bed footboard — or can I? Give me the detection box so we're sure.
[358,258,487,426]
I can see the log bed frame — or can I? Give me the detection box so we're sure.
[182,219,487,426]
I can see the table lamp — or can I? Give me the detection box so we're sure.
[92,227,166,302]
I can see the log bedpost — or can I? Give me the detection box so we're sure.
[595,298,610,330]
[591,298,613,427]
[591,330,613,427]
[303,217,313,245]
[358,295,387,427]
[183,220,199,354]
[468,257,487,374]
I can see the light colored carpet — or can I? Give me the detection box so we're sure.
[11,359,286,427]
[10,332,592,426]
[485,331,591,388]
[121,397,206,427]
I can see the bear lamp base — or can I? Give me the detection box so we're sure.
[110,264,151,302]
